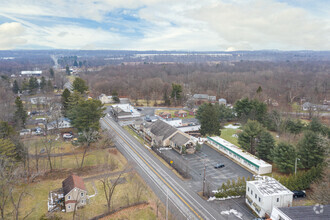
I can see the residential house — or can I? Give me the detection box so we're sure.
[189,108,197,116]
[174,110,187,118]
[62,175,88,212]
[47,117,72,130]
[246,176,293,218]
[145,120,195,154]
[98,94,113,104]
[193,94,216,105]
[270,205,330,220]
[218,98,227,105]
[64,82,73,92]
[159,111,172,119]
[302,102,330,111]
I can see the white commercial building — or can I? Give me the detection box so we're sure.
[246,176,293,218]
[207,136,272,174]
[162,118,182,127]
[21,70,42,76]
[112,104,141,119]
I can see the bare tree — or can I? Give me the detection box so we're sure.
[10,187,33,220]
[80,129,99,168]
[99,169,125,212]
[133,179,146,203]
[0,158,16,220]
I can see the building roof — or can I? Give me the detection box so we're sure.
[193,94,209,99]
[175,110,187,114]
[219,98,227,102]
[160,111,171,115]
[112,104,141,117]
[170,132,190,146]
[277,205,330,220]
[208,136,271,169]
[149,120,177,141]
[208,96,216,101]
[248,176,292,196]
[62,175,86,195]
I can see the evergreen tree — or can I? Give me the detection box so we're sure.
[14,97,27,128]
[308,117,329,137]
[170,83,182,106]
[61,88,71,116]
[0,138,17,160]
[0,121,15,138]
[68,91,83,111]
[49,68,55,78]
[12,80,20,94]
[111,90,120,103]
[28,77,38,93]
[46,79,53,92]
[66,65,71,75]
[73,60,78,67]
[234,98,267,123]
[297,131,328,169]
[21,78,29,91]
[286,119,304,137]
[72,77,88,94]
[238,120,263,154]
[196,103,221,136]
[40,76,46,90]
[272,142,296,173]
[68,99,105,132]
[256,131,275,161]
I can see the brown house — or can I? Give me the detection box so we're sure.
[159,111,172,119]
[62,175,88,212]
[189,108,197,116]
[145,120,195,154]
[174,110,187,118]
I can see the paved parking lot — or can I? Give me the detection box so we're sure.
[160,144,253,192]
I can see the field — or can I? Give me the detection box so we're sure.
[5,135,165,220]
[220,128,240,146]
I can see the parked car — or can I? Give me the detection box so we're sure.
[214,163,225,169]
[63,133,73,139]
[137,108,143,111]
[292,190,306,198]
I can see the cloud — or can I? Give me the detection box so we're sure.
[0,22,26,49]
[0,0,329,50]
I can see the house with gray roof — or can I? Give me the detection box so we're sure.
[145,120,195,154]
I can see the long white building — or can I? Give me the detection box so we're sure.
[246,176,293,218]
[21,70,42,76]
[207,136,272,174]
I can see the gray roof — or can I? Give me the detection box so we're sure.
[149,120,177,141]
[193,94,209,99]
[170,133,190,146]
[278,205,330,220]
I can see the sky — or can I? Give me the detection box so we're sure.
[0,0,329,51]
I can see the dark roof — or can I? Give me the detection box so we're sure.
[170,133,190,146]
[278,205,330,220]
[149,120,177,141]
[62,175,86,195]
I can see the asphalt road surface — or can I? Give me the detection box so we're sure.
[160,145,253,192]
[101,115,254,220]
[101,115,226,220]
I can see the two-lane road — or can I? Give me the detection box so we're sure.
[101,115,225,220]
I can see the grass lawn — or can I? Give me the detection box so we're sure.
[132,99,163,107]
[155,109,195,119]
[123,126,148,146]
[8,169,160,219]
[220,128,240,146]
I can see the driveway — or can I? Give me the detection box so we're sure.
[160,144,253,192]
